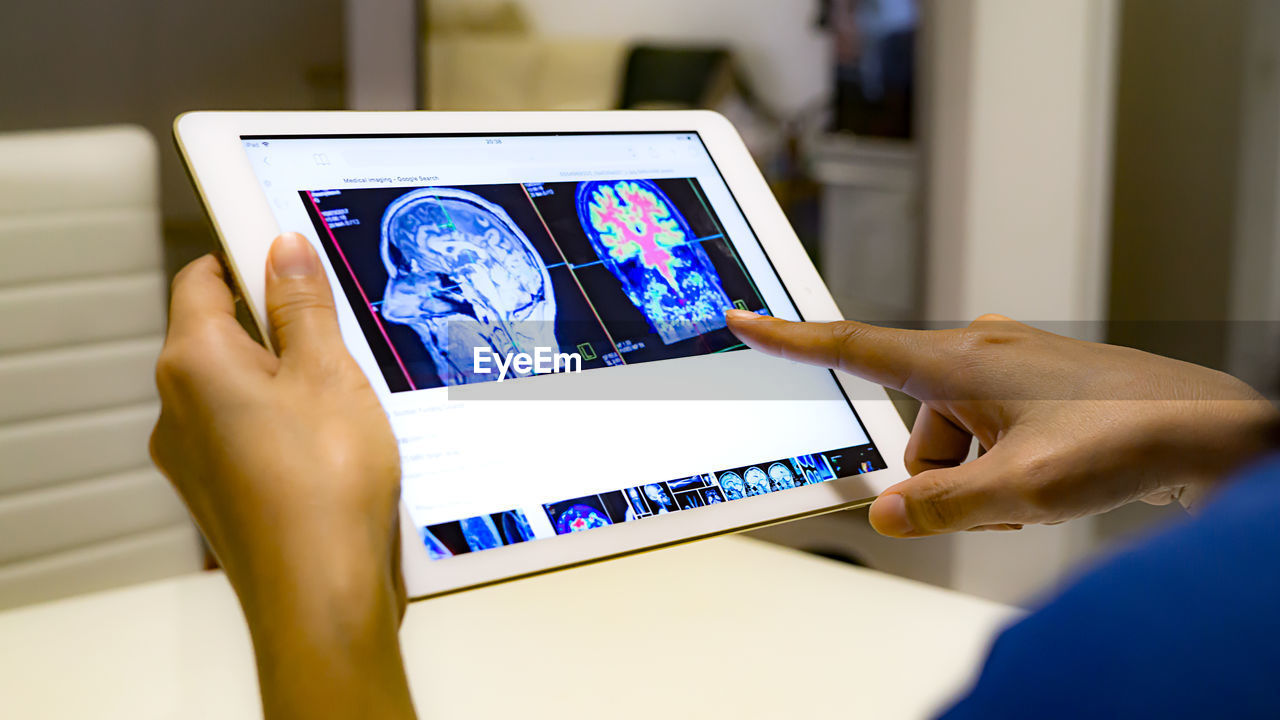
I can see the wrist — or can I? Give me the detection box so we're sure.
[238,563,415,719]
[1139,396,1279,504]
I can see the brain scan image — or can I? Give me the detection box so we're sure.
[744,467,770,497]
[379,187,560,386]
[718,472,745,501]
[420,527,454,560]
[460,514,503,552]
[556,504,612,534]
[767,462,797,492]
[576,179,733,345]
[643,483,677,514]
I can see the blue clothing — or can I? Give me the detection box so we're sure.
[941,454,1280,719]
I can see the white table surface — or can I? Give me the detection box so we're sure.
[0,536,1019,719]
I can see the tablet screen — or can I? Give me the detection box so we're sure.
[241,132,886,559]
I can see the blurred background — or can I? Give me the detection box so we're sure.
[1,0,1278,610]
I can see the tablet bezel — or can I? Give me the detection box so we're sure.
[174,110,910,600]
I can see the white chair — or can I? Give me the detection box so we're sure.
[0,125,204,610]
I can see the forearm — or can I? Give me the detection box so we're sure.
[237,563,417,720]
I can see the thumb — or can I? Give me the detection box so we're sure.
[867,446,1024,537]
[724,309,944,394]
[265,233,344,365]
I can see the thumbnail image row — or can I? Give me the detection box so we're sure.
[419,449,884,559]
[543,452,853,536]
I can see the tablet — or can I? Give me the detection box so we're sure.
[174,110,909,599]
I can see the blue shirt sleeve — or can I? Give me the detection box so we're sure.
[939,454,1280,719]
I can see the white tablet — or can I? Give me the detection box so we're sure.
[174,110,909,599]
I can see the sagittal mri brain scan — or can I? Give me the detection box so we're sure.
[576,179,733,345]
[718,472,745,501]
[379,188,560,386]
[744,467,770,497]
[767,462,797,491]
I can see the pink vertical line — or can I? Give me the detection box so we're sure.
[306,191,418,391]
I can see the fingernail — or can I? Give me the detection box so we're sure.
[727,309,776,322]
[269,233,318,278]
[870,493,915,536]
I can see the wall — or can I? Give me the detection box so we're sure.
[922,0,1121,605]
[1228,0,1280,396]
[1107,0,1250,371]
[924,0,1116,325]
[431,0,832,117]
[0,1,345,274]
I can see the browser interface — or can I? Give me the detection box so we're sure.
[241,132,884,559]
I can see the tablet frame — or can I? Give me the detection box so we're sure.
[174,110,910,600]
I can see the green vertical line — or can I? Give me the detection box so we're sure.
[686,178,768,312]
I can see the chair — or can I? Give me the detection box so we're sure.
[0,125,203,610]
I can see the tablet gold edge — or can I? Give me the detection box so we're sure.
[172,112,276,351]
[409,494,878,603]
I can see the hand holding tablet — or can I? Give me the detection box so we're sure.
[173,110,911,599]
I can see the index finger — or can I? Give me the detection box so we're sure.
[725,310,940,394]
[166,254,240,338]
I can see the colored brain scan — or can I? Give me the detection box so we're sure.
[744,467,770,497]
[718,471,745,501]
[556,504,612,534]
[767,462,797,492]
[576,179,733,345]
[379,187,560,386]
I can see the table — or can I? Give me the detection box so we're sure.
[0,537,1019,719]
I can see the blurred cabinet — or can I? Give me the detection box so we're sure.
[810,136,922,322]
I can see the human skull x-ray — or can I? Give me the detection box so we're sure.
[643,483,677,513]
[379,188,559,386]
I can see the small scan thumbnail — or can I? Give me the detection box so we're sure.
[817,445,887,478]
[544,491,632,535]
[666,474,724,509]
[714,465,773,499]
[713,451,840,502]
[788,453,837,486]
[624,482,680,519]
[420,509,536,560]
[714,470,747,501]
